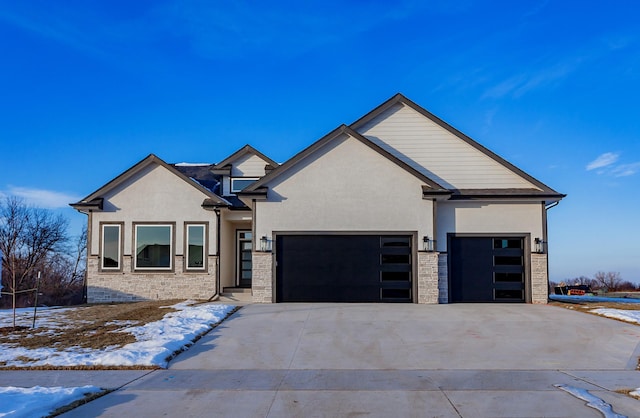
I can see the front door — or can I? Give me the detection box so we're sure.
[237,230,252,288]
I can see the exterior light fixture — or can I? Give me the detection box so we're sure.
[534,237,546,254]
[422,236,435,252]
[260,236,272,252]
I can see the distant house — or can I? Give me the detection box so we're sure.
[71,94,564,304]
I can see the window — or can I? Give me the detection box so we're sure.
[101,224,121,270]
[186,224,206,270]
[135,224,173,270]
[231,178,258,193]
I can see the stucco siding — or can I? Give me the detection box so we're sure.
[357,103,539,190]
[254,134,433,239]
[88,164,217,257]
[436,201,543,251]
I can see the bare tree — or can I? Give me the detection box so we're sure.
[569,276,594,286]
[594,271,623,292]
[618,281,639,291]
[0,197,69,324]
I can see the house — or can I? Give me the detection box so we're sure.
[71,94,565,304]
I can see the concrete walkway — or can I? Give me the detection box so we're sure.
[12,304,640,417]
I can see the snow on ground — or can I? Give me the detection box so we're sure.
[549,294,640,304]
[590,308,640,325]
[0,301,235,368]
[0,385,102,418]
[0,302,235,416]
[554,384,626,418]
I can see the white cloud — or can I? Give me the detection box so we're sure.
[2,187,81,209]
[611,162,640,177]
[586,152,620,170]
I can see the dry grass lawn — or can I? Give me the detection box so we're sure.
[550,300,640,314]
[0,299,183,351]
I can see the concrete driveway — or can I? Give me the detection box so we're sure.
[61,303,640,417]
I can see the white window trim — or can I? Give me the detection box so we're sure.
[230,177,259,193]
[101,223,121,271]
[134,223,174,271]
[185,223,207,271]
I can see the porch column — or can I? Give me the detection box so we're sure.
[531,253,548,304]
[252,252,273,303]
[417,251,439,304]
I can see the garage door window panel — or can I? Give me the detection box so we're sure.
[494,272,523,283]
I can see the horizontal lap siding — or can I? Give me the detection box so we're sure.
[357,104,538,190]
[231,154,269,177]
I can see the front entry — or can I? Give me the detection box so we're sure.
[237,230,252,288]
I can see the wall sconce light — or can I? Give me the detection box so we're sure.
[423,236,435,252]
[260,236,272,252]
[534,237,546,254]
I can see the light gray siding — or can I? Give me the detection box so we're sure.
[357,103,539,190]
[231,154,270,177]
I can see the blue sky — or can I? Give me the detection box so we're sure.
[1,1,639,283]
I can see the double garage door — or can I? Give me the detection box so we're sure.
[275,235,412,303]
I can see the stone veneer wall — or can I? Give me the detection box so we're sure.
[437,254,448,304]
[530,253,548,304]
[417,251,439,304]
[252,252,273,303]
[86,255,218,303]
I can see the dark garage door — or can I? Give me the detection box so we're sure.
[449,236,526,303]
[275,235,412,303]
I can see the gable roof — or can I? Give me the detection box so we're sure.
[212,144,279,173]
[350,93,565,200]
[242,124,450,197]
[70,154,229,211]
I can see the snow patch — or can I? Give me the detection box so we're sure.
[175,162,211,167]
[590,308,640,325]
[0,385,102,418]
[554,384,626,418]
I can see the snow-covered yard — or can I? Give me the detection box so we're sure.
[0,386,103,418]
[0,301,235,417]
[0,301,235,368]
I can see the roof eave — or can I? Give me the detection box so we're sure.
[448,192,566,201]
[236,187,269,199]
[69,197,104,212]
[213,145,279,170]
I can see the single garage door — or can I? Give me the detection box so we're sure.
[275,235,412,303]
[449,236,526,303]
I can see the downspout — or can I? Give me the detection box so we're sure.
[83,210,91,304]
[208,207,222,301]
[543,201,560,299]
